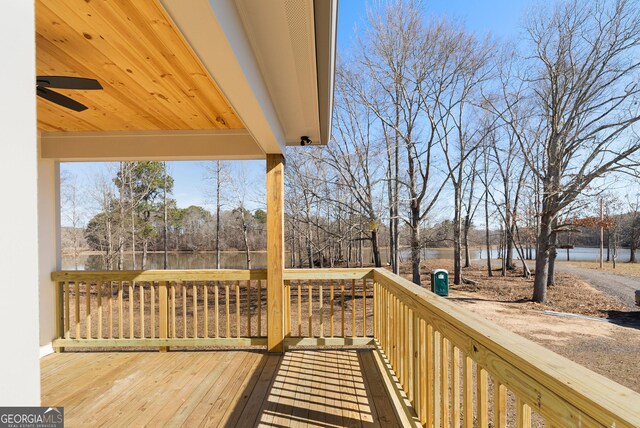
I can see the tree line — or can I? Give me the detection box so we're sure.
[283,0,640,302]
[62,161,267,271]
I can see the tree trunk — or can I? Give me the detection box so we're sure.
[453,186,462,285]
[129,167,136,270]
[410,205,421,285]
[118,162,125,271]
[142,240,148,269]
[163,161,168,270]
[371,229,382,267]
[547,222,558,287]
[485,199,493,277]
[358,230,363,268]
[463,216,471,268]
[533,213,552,302]
[215,161,221,270]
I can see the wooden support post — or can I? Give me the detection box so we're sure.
[267,154,285,353]
[159,281,168,352]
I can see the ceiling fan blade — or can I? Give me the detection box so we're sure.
[36,76,102,90]
[37,86,89,112]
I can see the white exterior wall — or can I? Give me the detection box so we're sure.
[38,146,61,356]
[0,1,41,405]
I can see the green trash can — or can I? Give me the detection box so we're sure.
[431,269,449,296]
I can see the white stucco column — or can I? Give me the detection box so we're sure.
[0,1,40,405]
[38,139,61,356]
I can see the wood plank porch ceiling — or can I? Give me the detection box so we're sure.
[35,0,244,133]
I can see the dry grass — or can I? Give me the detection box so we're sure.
[398,258,628,318]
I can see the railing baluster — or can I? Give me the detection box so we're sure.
[515,397,532,428]
[64,282,70,339]
[341,280,345,337]
[420,318,427,426]
[150,283,155,339]
[308,281,313,336]
[215,282,219,338]
[252,279,258,337]
[433,328,441,427]
[441,336,450,427]
[401,300,406,387]
[139,283,144,339]
[86,282,91,339]
[404,305,410,393]
[319,281,324,338]
[55,282,64,346]
[182,282,187,338]
[204,283,208,338]
[108,282,113,339]
[351,279,356,336]
[452,345,461,428]
[392,295,397,370]
[412,312,420,413]
[494,380,507,428]
[463,353,473,428]
[74,282,80,338]
[425,323,434,426]
[297,280,302,337]
[362,278,366,336]
[171,282,176,338]
[118,281,123,339]
[329,279,334,337]
[373,281,377,339]
[247,280,251,336]
[97,282,102,339]
[192,282,198,338]
[129,282,134,338]
[284,280,291,337]
[477,365,489,428]
[225,281,230,338]
[159,281,168,352]
[235,280,240,338]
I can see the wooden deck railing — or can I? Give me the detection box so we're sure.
[51,268,374,350]
[51,267,640,426]
[51,270,270,349]
[283,268,374,346]
[371,268,640,428]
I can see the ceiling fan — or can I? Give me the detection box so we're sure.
[36,76,103,112]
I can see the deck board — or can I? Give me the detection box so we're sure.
[41,349,403,427]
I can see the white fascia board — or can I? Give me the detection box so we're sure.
[40,129,265,161]
[314,0,338,146]
[160,0,286,155]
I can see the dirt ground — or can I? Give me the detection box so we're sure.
[404,259,640,393]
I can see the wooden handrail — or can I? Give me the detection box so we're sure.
[51,269,267,282]
[372,268,640,427]
[51,267,373,282]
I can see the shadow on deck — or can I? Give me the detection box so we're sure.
[41,349,404,427]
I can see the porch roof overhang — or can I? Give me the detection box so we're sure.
[37,0,337,161]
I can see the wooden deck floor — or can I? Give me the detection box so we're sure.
[41,349,403,427]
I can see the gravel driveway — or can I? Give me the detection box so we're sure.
[557,263,640,309]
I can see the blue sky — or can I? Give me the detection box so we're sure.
[61,0,532,220]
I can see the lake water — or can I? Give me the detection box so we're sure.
[61,246,629,270]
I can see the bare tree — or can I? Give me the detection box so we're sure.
[319,62,386,267]
[498,0,640,302]
[60,171,87,270]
